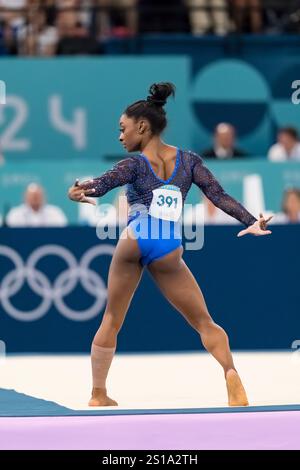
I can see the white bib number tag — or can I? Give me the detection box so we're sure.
[149,185,182,221]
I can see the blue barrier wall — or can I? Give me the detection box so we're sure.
[0,225,299,353]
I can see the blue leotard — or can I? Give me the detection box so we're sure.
[85,149,256,265]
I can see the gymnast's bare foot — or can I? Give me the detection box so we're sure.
[226,369,249,406]
[88,387,118,407]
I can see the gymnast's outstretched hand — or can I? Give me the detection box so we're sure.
[68,179,97,205]
[237,213,273,237]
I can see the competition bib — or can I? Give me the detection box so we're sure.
[149,184,182,221]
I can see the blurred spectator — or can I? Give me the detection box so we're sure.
[96,0,137,37]
[231,0,263,33]
[185,0,231,35]
[0,0,27,30]
[263,0,300,34]
[56,0,100,54]
[56,0,80,36]
[0,19,18,54]
[273,188,300,224]
[0,0,29,54]
[19,7,58,56]
[268,127,300,162]
[184,194,238,224]
[6,183,67,227]
[1,1,299,56]
[56,0,92,36]
[201,123,248,159]
[56,20,100,54]
[138,0,190,33]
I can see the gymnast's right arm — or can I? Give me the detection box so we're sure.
[68,157,138,205]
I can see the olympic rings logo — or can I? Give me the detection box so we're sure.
[0,244,115,322]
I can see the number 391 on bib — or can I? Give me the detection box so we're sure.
[149,184,183,222]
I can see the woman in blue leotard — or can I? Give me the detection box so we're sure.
[68,82,272,407]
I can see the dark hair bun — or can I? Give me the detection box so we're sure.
[147,82,176,107]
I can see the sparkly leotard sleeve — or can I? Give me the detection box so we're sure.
[190,152,257,227]
[82,156,139,197]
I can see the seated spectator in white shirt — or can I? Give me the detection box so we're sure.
[268,127,300,162]
[184,195,239,225]
[6,183,67,227]
[273,188,300,224]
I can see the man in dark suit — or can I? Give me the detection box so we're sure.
[202,123,249,159]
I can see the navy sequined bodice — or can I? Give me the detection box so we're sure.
[86,149,257,227]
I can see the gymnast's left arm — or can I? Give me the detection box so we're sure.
[68,157,138,205]
[191,155,272,237]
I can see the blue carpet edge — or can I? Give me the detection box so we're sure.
[1,388,300,417]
